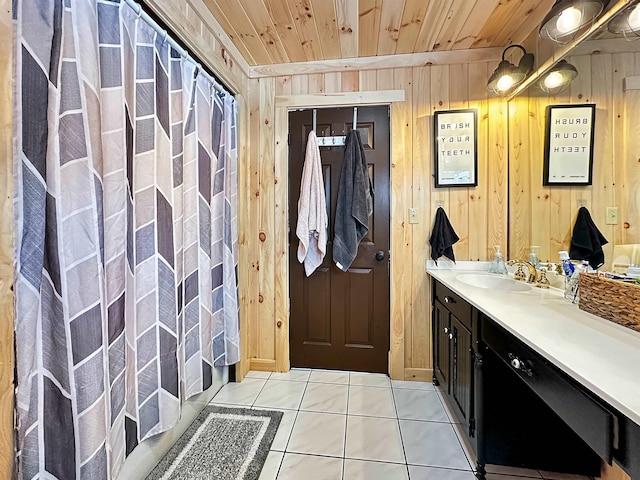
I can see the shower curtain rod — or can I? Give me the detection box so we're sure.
[123,0,227,95]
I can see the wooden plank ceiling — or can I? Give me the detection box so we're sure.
[202,0,557,66]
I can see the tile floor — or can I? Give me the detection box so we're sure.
[210,368,592,480]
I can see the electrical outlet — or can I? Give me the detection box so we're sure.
[409,208,418,224]
[606,207,619,225]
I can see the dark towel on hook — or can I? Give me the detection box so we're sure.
[429,207,459,263]
[333,130,374,272]
[569,206,608,269]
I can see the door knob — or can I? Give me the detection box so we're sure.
[375,251,385,261]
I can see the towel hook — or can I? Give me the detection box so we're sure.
[435,199,444,209]
[577,198,587,208]
[353,107,358,131]
[312,109,317,133]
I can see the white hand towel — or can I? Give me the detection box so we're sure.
[296,131,328,276]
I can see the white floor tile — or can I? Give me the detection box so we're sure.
[270,368,311,382]
[486,465,542,477]
[348,385,397,418]
[394,389,449,422]
[258,451,284,480]
[400,420,471,470]
[254,380,307,410]
[210,378,266,406]
[451,422,476,469]
[392,380,435,391]
[350,372,391,388]
[435,388,461,424]
[246,370,272,379]
[286,411,346,457]
[276,453,343,480]
[344,459,409,480]
[261,408,298,452]
[309,369,350,385]
[345,415,406,464]
[300,383,349,414]
[409,465,477,480]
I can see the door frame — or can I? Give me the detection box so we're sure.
[272,90,407,379]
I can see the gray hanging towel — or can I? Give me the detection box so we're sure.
[333,130,374,271]
[569,206,608,269]
[429,207,459,264]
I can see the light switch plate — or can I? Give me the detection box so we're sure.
[409,208,418,224]
[606,207,619,225]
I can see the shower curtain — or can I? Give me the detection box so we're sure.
[14,0,239,478]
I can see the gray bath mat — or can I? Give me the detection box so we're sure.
[146,405,283,480]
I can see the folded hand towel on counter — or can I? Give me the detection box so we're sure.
[333,130,374,272]
[296,130,328,276]
[569,206,608,270]
[429,207,459,264]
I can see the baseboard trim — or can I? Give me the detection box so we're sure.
[404,368,433,382]
[249,358,276,372]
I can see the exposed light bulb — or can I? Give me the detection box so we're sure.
[496,74,514,92]
[556,7,582,34]
[544,71,565,89]
[628,4,640,30]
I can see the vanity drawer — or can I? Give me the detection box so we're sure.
[482,318,614,462]
[434,281,472,330]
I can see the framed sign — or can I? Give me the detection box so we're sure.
[434,109,478,187]
[543,104,596,185]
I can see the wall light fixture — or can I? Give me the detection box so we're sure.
[608,1,640,38]
[537,60,578,94]
[539,0,608,44]
[487,45,535,95]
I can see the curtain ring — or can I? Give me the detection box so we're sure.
[135,4,142,18]
[163,30,168,43]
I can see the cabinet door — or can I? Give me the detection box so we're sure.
[451,314,473,426]
[433,299,450,390]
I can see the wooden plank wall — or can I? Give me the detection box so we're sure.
[0,1,13,476]
[508,50,640,266]
[245,65,509,380]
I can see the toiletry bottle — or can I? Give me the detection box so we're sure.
[559,251,574,276]
[488,245,508,275]
[528,246,540,269]
[568,260,589,304]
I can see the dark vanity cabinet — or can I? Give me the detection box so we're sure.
[431,279,624,479]
[432,281,476,444]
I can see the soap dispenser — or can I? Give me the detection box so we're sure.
[488,245,508,275]
[528,246,540,269]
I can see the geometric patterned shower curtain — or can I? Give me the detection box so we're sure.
[14,0,239,478]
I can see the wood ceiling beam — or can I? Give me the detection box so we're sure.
[249,47,503,78]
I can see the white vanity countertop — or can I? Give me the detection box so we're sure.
[426,261,640,427]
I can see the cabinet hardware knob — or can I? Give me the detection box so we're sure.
[444,327,449,334]
[444,296,455,304]
[511,357,522,370]
[448,333,453,340]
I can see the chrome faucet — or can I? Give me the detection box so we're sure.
[507,260,537,283]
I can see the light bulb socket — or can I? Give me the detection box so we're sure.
[539,0,608,44]
[487,45,535,95]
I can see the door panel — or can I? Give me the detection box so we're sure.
[433,299,450,390]
[289,106,390,373]
[451,314,472,424]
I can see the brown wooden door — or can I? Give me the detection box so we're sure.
[288,106,390,373]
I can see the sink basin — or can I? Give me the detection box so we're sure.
[456,273,532,292]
